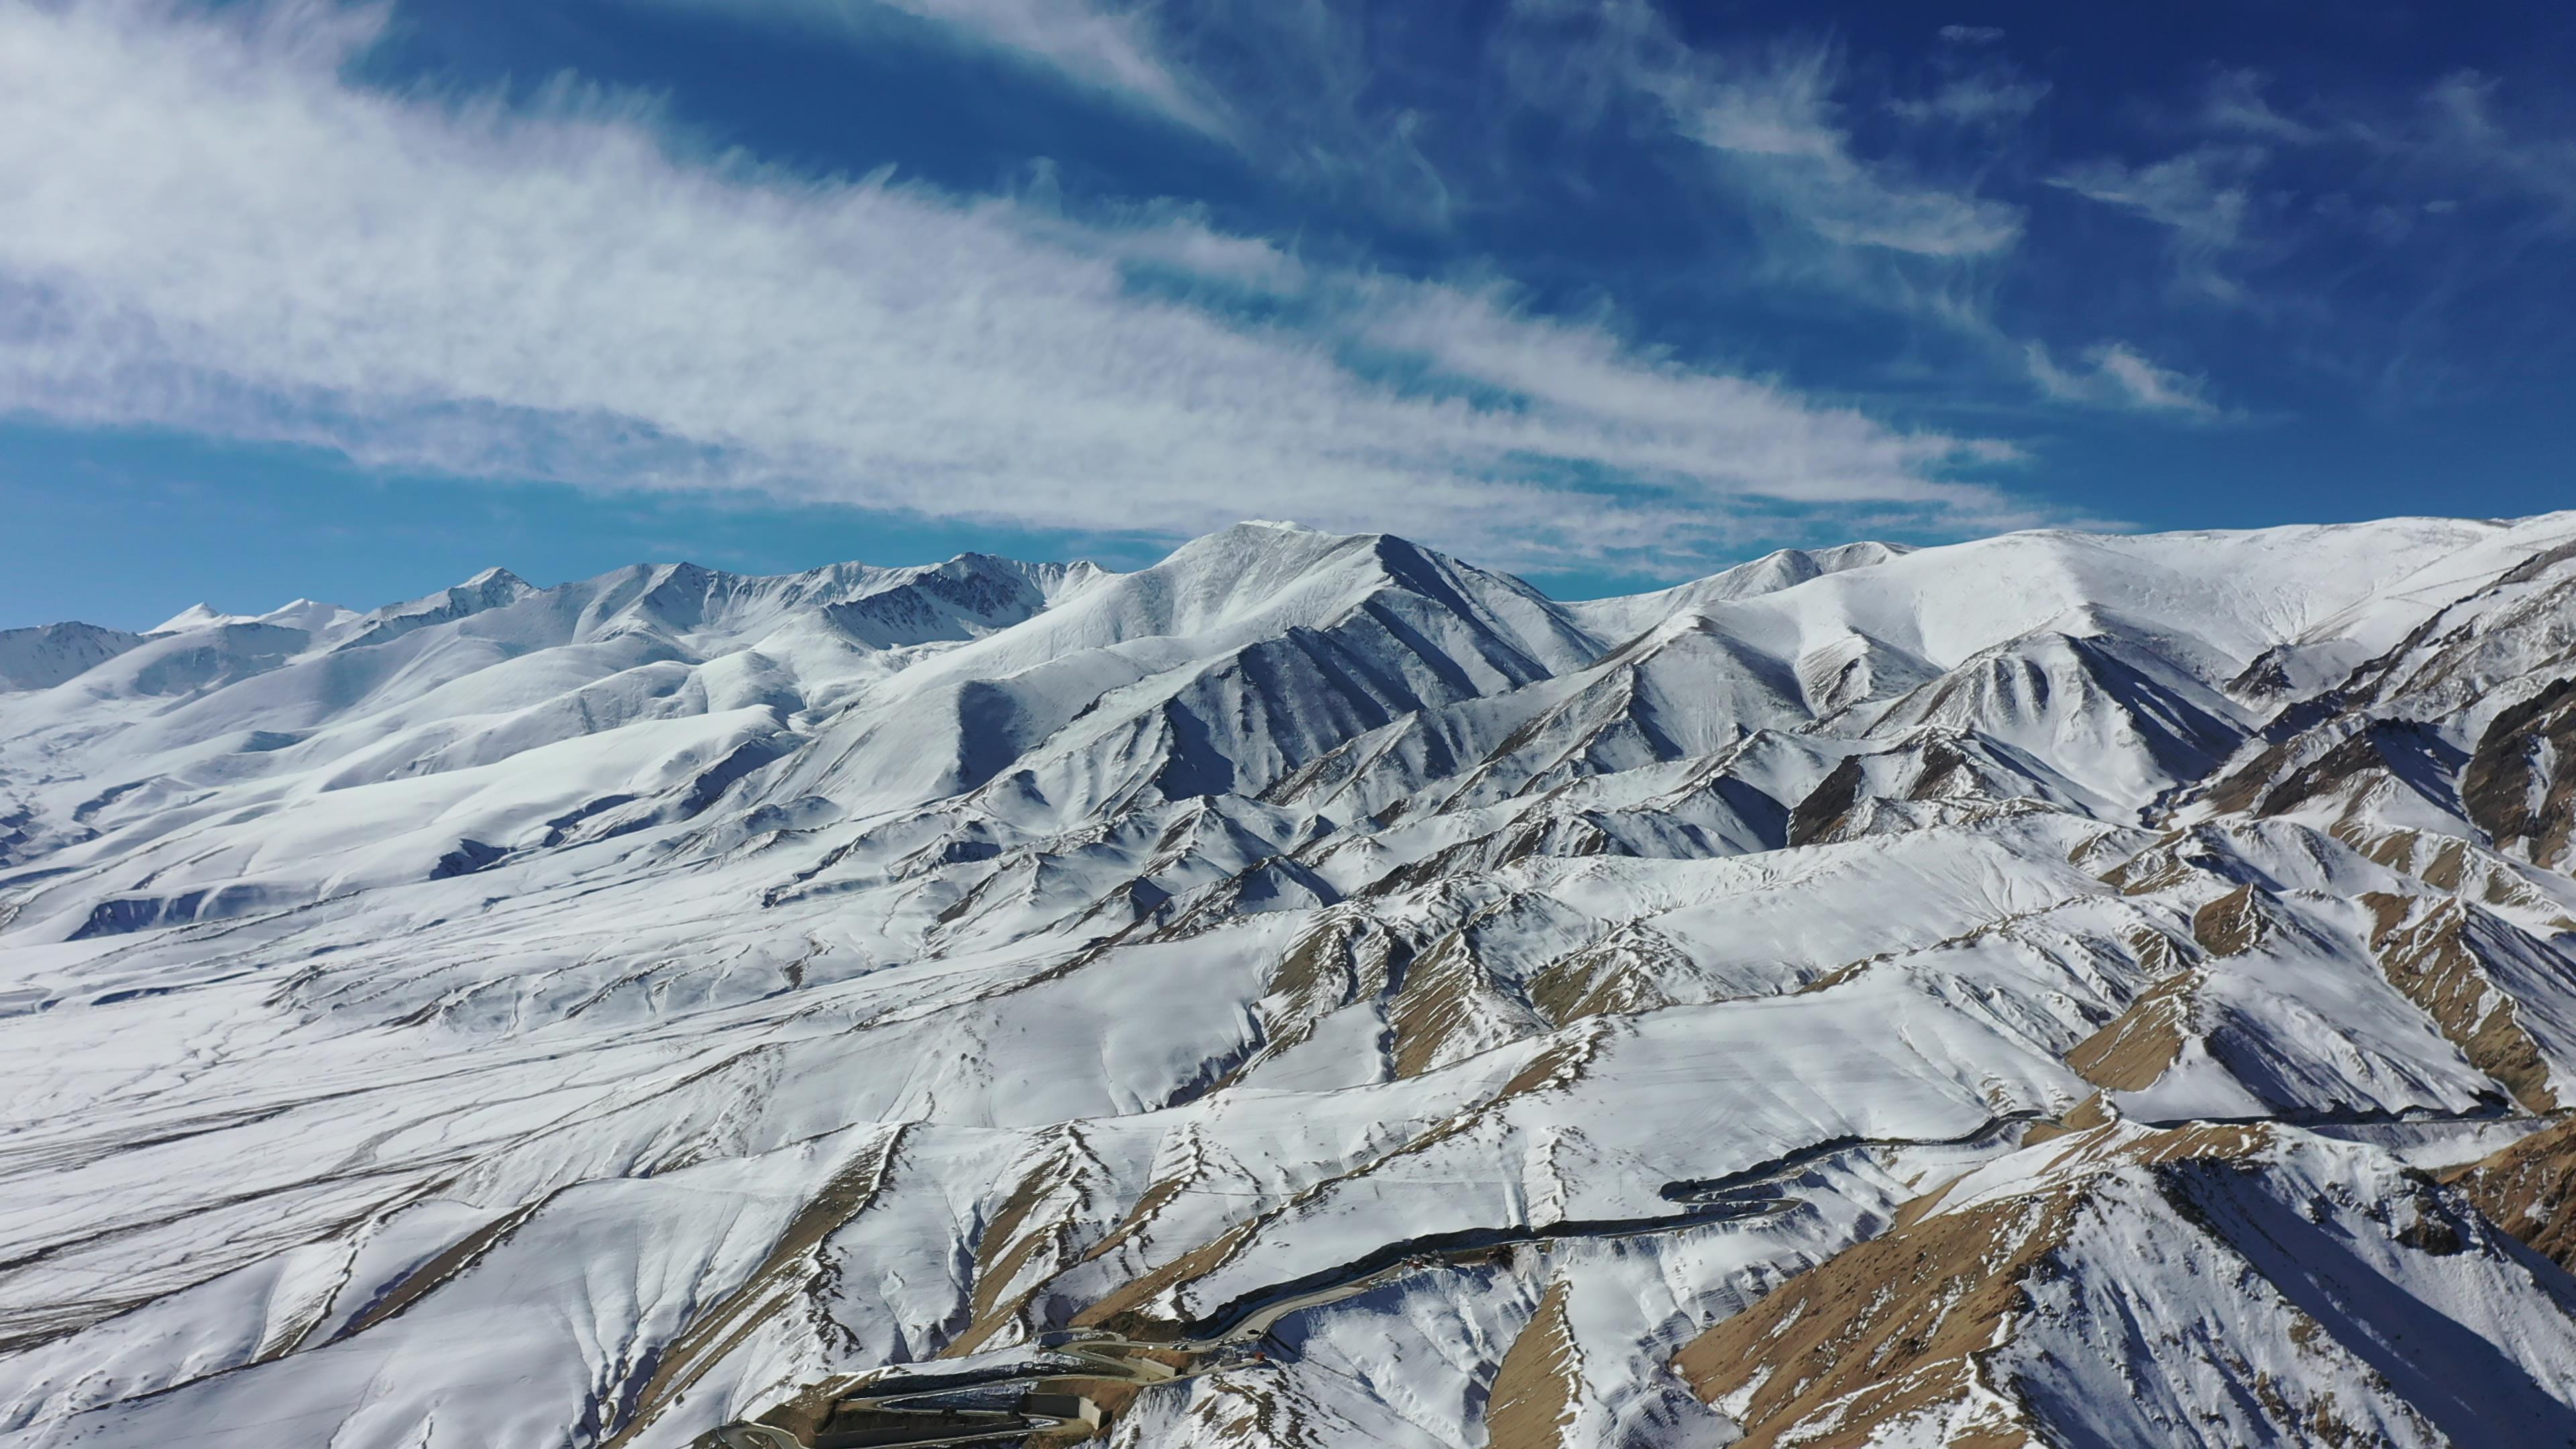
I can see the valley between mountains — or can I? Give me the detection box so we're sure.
[10,515,2576,1446]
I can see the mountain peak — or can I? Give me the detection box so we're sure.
[147,602,230,633]
[459,566,531,592]
[0,619,150,694]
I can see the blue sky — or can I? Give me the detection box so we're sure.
[5,0,2575,628]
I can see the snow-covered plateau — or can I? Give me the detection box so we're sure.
[9,515,2576,1446]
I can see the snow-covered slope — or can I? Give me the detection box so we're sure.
[0,621,146,694]
[6,513,2576,1449]
[1679,1116,2576,1446]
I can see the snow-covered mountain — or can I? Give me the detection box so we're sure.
[8,515,2576,1448]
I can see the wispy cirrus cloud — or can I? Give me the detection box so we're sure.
[2051,64,2576,343]
[1492,5,2233,426]
[2196,68,2318,144]
[0,0,2045,574]
[2412,70,2576,231]
[1500,1,2022,259]
[2049,145,2265,303]
[1663,50,2024,255]
[2193,65,2576,229]
[1888,72,2049,129]
[637,0,1226,138]
[2026,340,2218,415]
[642,0,1472,231]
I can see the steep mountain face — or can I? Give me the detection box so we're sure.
[0,621,146,694]
[1677,1118,2576,1447]
[7,514,2576,1449]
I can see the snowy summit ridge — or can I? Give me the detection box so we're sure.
[10,514,2576,1447]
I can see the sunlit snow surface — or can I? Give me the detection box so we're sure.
[8,517,2576,1446]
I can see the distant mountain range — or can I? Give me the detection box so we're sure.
[9,514,2576,1447]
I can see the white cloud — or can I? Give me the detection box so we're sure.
[1936,25,2003,46]
[638,0,1225,138]
[1674,56,2022,255]
[2198,68,2317,144]
[2185,68,2576,233]
[2050,150,2251,246]
[1889,72,2049,128]
[648,0,1468,231]
[2416,70,2576,231]
[2049,146,2262,302]
[1356,280,2025,495]
[1657,51,2025,256]
[2026,340,2217,415]
[0,0,2037,572]
[1508,5,2022,258]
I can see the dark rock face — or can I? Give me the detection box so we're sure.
[2463,676,2576,869]
[2451,1116,2576,1272]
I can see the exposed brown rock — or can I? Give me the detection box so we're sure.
[337,1189,555,1341]
[2449,1115,2576,1272]
[1495,814,1617,867]
[2365,894,2560,1112]
[1786,737,2022,849]
[1527,924,1682,1026]
[2065,971,2200,1091]
[605,1127,907,1446]
[1496,1021,1608,1099]
[2130,925,2190,979]
[2347,826,2576,924]
[1388,928,1516,1076]
[1069,1023,1603,1343]
[2097,827,2228,896]
[1258,916,1381,1046]
[1900,735,1981,802]
[1069,1221,1258,1342]
[2191,883,2273,957]
[945,1128,1111,1356]
[2375,828,2475,892]
[1674,1125,2274,1449]
[2223,720,2458,821]
[2024,1093,2121,1147]
[1672,1163,2076,1446]
[1485,1278,1580,1449]
[2463,676,2576,869]
[1787,756,1866,848]
[2060,1092,2118,1133]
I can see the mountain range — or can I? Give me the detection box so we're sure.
[9,515,2576,1447]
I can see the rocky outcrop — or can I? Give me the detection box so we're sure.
[2451,1115,2576,1271]
[1678,1124,2576,1448]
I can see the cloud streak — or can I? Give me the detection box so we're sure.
[2049,146,2263,303]
[0,0,2037,572]
[1506,4,2023,259]
[2413,70,2576,232]
[2027,340,2218,415]
[1889,72,2049,129]
[634,0,1226,138]
[1658,46,2024,256]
